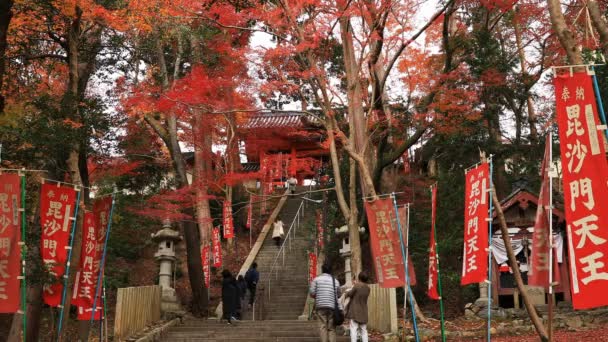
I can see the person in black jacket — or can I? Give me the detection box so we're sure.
[245,262,260,307]
[221,269,239,324]
[236,275,248,319]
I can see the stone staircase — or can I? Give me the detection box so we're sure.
[160,319,349,341]
[161,189,349,341]
[248,194,311,320]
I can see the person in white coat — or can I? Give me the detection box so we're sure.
[272,217,285,247]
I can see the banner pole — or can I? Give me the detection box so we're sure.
[548,130,554,341]
[56,188,82,341]
[432,186,446,342]
[20,172,27,342]
[391,194,419,342]
[90,195,116,327]
[591,66,608,140]
[403,204,409,341]
[487,157,494,342]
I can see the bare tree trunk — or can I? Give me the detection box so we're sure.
[348,157,361,277]
[588,1,608,60]
[327,125,351,221]
[339,15,373,197]
[57,8,85,339]
[492,188,548,341]
[151,31,208,317]
[547,0,584,65]
[7,313,21,342]
[513,6,539,141]
[0,0,13,113]
[194,112,213,248]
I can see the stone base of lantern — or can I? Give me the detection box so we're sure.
[161,287,183,315]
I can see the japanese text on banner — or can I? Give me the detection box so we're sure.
[40,183,77,306]
[202,245,210,288]
[529,136,559,288]
[212,227,222,267]
[461,163,489,285]
[428,186,439,299]
[397,206,416,286]
[0,174,21,313]
[364,198,405,288]
[72,212,98,308]
[308,252,317,284]
[246,197,252,230]
[223,201,234,238]
[554,72,608,310]
[316,210,324,249]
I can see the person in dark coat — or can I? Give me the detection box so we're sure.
[245,262,259,307]
[236,275,248,319]
[221,269,239,324]
[345,272,370,342]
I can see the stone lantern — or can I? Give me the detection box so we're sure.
[151,219,182,313]
[335,225,366,287]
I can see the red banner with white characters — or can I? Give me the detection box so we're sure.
[77,302,102,320]
[246,197,252,230]
[403,150,410,174]
[554,71,608,310]
[72,212,98,307]
[529,136,553,287]
[0,173,21,312]
[428,186,440,299]
[364,198,406,288]
[223,201,234,238]
[212,227,222,267]
[202,245,210,288]
[461,163,489,285]
[308,252,317,284]
[397,206,416,286]
[93,197,112,257]
[316,210,324,249]
[40,183,77,306]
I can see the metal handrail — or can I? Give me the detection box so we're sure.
[267,200,304,299]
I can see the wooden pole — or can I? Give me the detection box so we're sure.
[491,188,549,341]
[391,195,419,342]
[547,130,554,341]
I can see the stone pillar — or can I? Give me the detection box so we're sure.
[151,220,183,315]
[476,282,489,308]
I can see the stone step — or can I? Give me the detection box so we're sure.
[163,337,350,342]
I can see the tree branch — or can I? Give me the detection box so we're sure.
[379,0,455,92]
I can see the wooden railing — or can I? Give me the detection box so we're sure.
[114,285,161,341]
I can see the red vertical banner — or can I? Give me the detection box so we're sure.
[223,201,234,238]
[0,174,21,312]
[316,210,324,249]
[554,72,608,310]
[246,197,252,230]
[77,302,102,320]
[72,212,97,307]
[202,245,210,288]
[212,227,222,267]
[40,183,77,306]
[364,198,405,288]
[397,206,416,286]
[428,186,439,299]
[308,252,317,284]
[403,150,410,174]
[461,163,489,285]
[529,136,552,287]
